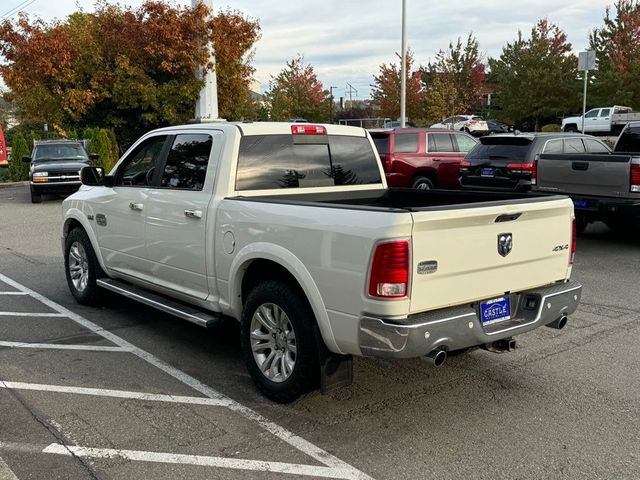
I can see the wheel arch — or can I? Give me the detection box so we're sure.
[62,211,107,272]
[412,169,438,187]
[228,243,341,354]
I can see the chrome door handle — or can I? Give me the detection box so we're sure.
[184,209,202,219]
[129,202,144,211]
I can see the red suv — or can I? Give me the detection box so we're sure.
[369,128,478,189]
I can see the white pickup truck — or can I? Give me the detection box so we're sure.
[62,122,582,402]
[562,105,640,134]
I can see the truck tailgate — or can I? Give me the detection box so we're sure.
[537,153,632,197]
[409,198,573,313]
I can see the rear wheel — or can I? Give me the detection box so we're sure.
[64,228,103,305]
[412,176,435,190]
[241,280,320,403]
[575,214,588,235]
[604,217,638,233]
[30,187,42,204]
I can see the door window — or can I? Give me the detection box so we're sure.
[393,133,419,153]
[453,134,477,153]
[583,138,610,153]
[116,136,168,187]
[585,109,600,118]
[160,134,213,190]
[564,138,586,153]
[599,108,611,117]
[428,134,454,152]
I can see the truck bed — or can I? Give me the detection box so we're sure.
[232,188,565,212]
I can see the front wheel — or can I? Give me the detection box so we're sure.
[30,187,42,204]
[64,228,103,305]
[240,280,320,403]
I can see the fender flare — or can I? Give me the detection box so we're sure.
[62,209,108,272]
[228,242,341,354]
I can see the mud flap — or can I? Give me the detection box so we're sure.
[315,326,353,394]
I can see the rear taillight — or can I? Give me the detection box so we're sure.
[460,161,471,167]
[368,241,410,299]
[506,162,534,174]
[380,153,395,173]
[570,218,576,265]
[291,124,327,135]
[531,158,538,185]
[630,160,640,192]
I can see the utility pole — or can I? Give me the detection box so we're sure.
[329,86,338,123]
[400,0,407,128]
[345,83,358,110]
[193,0,220,120]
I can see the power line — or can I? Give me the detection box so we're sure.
[0,0,36,20]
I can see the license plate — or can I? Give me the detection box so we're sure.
[480,168,495,177]
[573,199,588,209]
[480,297,511,325]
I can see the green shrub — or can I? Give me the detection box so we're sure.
[8,132,30,182]
[541,124,561,132]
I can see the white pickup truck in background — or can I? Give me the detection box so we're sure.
[562,105,640,134]
[62,122,582,402]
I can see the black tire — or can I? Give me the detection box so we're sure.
[604,217,637,233]
[240,280,320,403]
[30,187,42,204]
[575,214,588,235]
[64,228,103,305]
[412,176,435,190]
[564,125,578,133]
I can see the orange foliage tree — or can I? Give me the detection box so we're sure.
[0,1,260,146]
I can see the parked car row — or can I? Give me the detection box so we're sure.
[370,124,639,234]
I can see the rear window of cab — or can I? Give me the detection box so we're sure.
[236,134,382,191]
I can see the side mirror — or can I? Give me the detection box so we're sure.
[81,166,114,187]
[89,153,99,161]
[22,156,31,163]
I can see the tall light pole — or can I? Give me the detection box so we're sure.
[578,51,596,134]
[193,0,220,120]
[400,0,407,128]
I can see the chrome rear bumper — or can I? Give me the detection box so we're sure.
[359,280,582,358]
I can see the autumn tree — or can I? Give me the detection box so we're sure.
[266,55,329,122]
[488,19,581,130]
[0,1,260,147]
[589,0,640,108]
[422,34,485,123]
[370,50,425,122]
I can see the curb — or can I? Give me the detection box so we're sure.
[0,181,29,189]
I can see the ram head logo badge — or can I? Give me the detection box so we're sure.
[498,233,513,257]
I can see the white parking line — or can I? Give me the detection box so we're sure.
[0,341,128,352]
[0,380,234,407]
[43,444,356,479]
[0,272,373,480]
[0,456,19,480]
[0,312,66,317]
[0,292,28,296]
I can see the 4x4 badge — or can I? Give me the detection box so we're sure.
[498,233,513,257]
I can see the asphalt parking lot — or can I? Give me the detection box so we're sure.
[0,183,638,480]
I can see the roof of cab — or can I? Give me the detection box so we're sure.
[150,122,367,137]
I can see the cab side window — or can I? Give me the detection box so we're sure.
[117,136,168,187]
[160,134,213,190]
[584,138,610,153]
[585,109,600,118]
[543,139,563,153]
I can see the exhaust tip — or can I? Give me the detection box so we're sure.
[546,315,568,330]
[424,349,447,367]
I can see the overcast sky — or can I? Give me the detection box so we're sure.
[2,0,615,98]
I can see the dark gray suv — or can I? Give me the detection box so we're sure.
[459,132,611,192]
